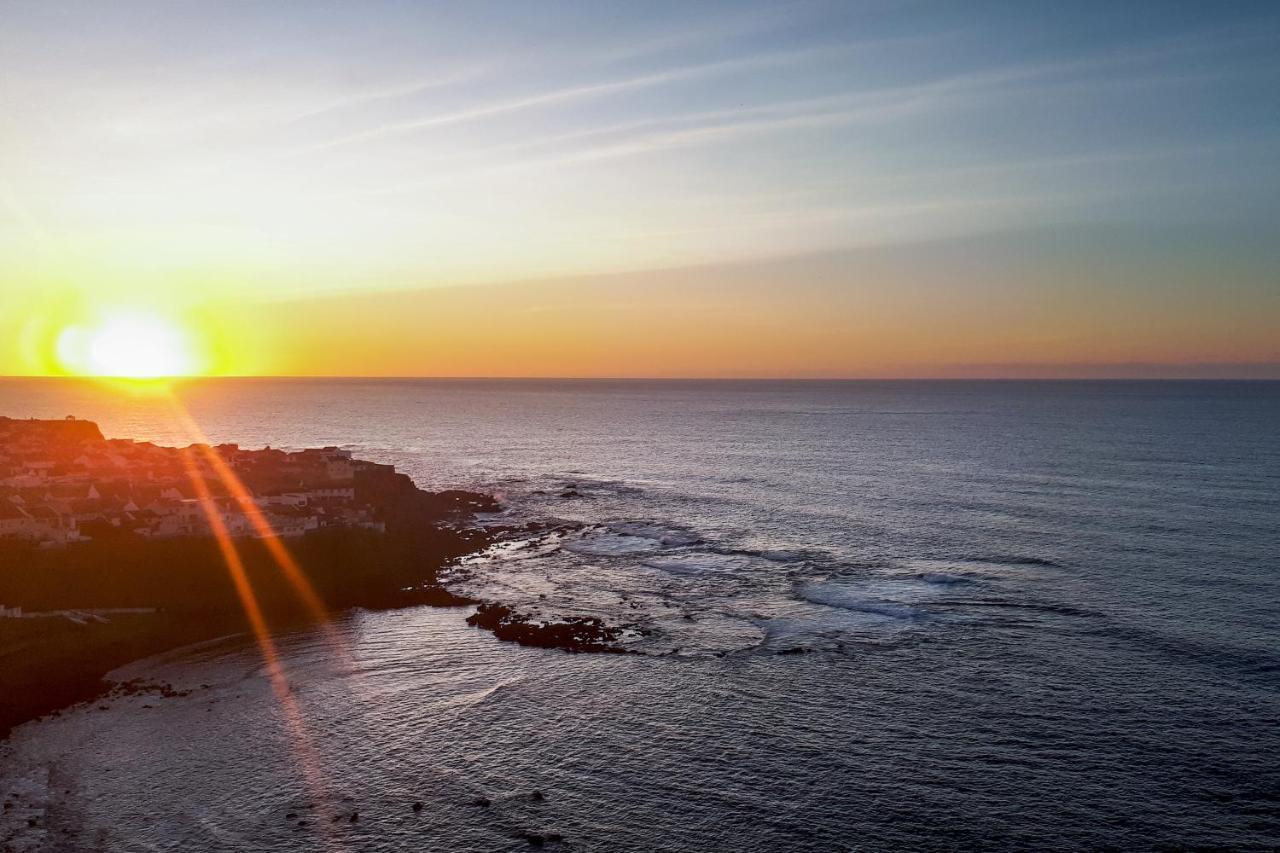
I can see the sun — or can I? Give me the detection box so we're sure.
[56,311,201,378]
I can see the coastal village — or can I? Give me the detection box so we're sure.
[0,416,390,550]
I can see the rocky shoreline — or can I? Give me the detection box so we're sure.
[466,602,635,654]
[0,647,581,851]
[0,418,645,742]
[1,501,641,742]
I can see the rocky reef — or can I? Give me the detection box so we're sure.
[465,602,633,654]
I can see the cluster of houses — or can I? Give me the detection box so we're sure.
[0,416,392,547]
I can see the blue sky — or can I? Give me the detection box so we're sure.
[1,1,1278,375]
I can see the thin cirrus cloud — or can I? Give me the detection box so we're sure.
[298,37,922,153]
[1,0,1278,377]
[299,16,1267,166]
[264,16,1270,221]
[349,34,1256,201]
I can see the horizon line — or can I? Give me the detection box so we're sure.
[3,374,1279,383]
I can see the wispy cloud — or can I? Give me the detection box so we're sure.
[348,67,1061,193]
[350,25,1276,196]
[3,0,1277,341]
[299,34,949,153]
[281,62,501,126]
[572,3,800,65]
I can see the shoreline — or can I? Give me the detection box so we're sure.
[0,414,512,740]
[0,583,489,742]
[0,415,638,742]
[0,522,640,741]
[0,603,576,851]
[0,610,240,740]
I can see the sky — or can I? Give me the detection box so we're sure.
[2,0,1278,377]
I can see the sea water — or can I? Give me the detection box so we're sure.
[1,379,1277,850]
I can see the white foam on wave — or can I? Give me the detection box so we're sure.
[914,572,976,586]
[554,478,644,497]
[766,611,898,641]
[642,611,766,656]
[798,576,953,620]
[750,594,916,652]
[799,587,919,620]
[608,521,701,547]
[562,533,664,557]
[903,557,1053,581]
[757,549,810,564]
[643,553,752,576]
[559,521,701,560]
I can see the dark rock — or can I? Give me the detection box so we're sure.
[409,585,475,608]
[531,790,545,801]
[517,831,546,846]
[286,812,297,820]
[349,812,359,823]
[0,449,514,736]
[432,490,502,514]
[466,603,633,654]
[412,801,423,812]
[468,797,491,808]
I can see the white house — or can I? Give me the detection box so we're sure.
[0,500,35,538]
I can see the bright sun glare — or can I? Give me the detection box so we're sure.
[56,312,199,378]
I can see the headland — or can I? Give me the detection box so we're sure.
[0,415,502,738]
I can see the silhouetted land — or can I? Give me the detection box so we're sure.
[0,473,496,739]
[0,416,644,738]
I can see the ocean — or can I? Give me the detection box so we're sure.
[1,378,1278,851]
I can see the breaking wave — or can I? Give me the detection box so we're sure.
[797,579,936,620]
[643,554,752,576]
[561,533,663,557]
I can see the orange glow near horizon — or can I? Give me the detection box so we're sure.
[55,310,205,378]
[4,253,1277,380]
[2,2,1278,382]
[11,303,261,380]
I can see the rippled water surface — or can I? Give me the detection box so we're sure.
[2,379,1278,851]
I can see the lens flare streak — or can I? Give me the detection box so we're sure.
[174,424,346,850]
[169,401,341,630]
